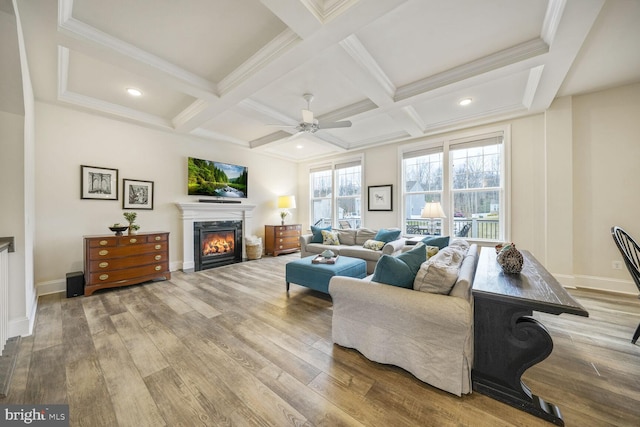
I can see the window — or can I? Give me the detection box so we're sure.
[310,159,362,229]
[401,129,507,241]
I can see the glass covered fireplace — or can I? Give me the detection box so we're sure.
[193,220,243,271]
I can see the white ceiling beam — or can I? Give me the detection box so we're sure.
[173,0,409,133]
[527,0,605,111]
[387,107,425,138]
[260,0,323,38]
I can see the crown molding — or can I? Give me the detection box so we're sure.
[541,0,567,45]
[57,0,217,96]
[339,34,395,99]
[395,38,549,102]
[522,65,545,109]
[172,99,210,129]
[217,29,301,95]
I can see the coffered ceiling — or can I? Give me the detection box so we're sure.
[13,0,640,161]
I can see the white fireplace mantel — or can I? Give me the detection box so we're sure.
[176,202,256,271]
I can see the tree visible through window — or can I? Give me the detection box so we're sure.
[310,159,362,228]
[402,132,506,241]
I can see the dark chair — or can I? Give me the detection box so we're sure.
[611,226,640,344]
[339,220,352,229]
[457,223,471,237]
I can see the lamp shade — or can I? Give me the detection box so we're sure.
[421,202,446,219]
[277,195,296,209]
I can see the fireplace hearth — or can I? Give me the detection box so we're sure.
[194,220,242,271]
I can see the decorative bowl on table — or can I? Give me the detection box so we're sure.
[321,249,335,258]
[108,225,129,236]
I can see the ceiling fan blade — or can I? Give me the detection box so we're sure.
[301,109,314,123]
[266,123,297,127]
[317,120,352,129]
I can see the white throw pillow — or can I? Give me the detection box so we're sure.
[413,246,467,294]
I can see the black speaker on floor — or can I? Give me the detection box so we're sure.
[66,271,84,298]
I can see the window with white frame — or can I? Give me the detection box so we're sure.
[310,159,362,229]
[401,130,507,241]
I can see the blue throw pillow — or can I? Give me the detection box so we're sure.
[374,228,401,243]
[310,225,331,243]
[421,235,450,250]
[371,244,426,288]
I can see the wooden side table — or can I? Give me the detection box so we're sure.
[264,224,301,256]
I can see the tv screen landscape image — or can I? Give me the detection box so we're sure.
[188,157,248,198]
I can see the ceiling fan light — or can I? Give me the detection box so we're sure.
[459,98,472,106]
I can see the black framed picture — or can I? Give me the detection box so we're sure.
[368,184,393,211]
[123,179,154,210]
[81,165,118,200]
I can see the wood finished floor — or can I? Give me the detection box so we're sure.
[2,253,639,426]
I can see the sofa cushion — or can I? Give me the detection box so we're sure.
[421,235,450,249]
[341,246,385,262]
[372,244,426,288]
[337,229,356,246]
[355,228,378,245]
[362,239,385,251]
[311,225,331,243]
[374,228,402,243]
[321,230,341,245]
[413,245,467,294]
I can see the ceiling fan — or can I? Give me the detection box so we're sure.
[284,93,352,137]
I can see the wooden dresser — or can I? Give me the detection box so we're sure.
[264,224,301,256]
[83,231,171,296]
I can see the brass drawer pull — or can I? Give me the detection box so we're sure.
[99,240,108,246]
[99,250,109,256]
[129,238,137,243]
[99,262,109,268]
[155,244,162,250]
[99,274,109,281]
[155,265,162,271]
[155,236,161,241]
[155,255,162,260]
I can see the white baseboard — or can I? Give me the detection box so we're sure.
[573,274,637,295]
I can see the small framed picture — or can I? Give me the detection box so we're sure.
[123,179,154,210]
[81,165,118,200]
[368,184,393,211]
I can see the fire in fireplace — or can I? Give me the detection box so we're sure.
[194,220,242,271]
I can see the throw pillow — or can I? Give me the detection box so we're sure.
[372,244,426,288]
[310,225,331,243]
[363,239,385,251]
[426,245,440,259]
[321,230,341,245]
[421,235,450,249]
[413,246,466,294]
[374,228,402,243]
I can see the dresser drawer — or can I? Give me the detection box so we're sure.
[275,236,300,246]
[88,252,167,271]
[117,235,147,245]
[87,262,169,284]
[88,237,118,248]
[88,242,167,260]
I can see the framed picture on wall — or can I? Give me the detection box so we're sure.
[81,165,118,200]
[123,179,154,210]
[368,184,393,211]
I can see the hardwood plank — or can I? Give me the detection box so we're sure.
[111,311,169,378]
[4,256,640,426]
[92,330,165,426]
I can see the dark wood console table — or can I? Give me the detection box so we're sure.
[472,248,588,426]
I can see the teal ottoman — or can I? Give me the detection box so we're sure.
[286,256,367,294]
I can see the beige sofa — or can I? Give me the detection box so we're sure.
[299,228,406,274]
[328,242,479,396]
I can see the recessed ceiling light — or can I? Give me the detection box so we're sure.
[126,88,142,97]
[296,144,303,149]
[459,98,472,106]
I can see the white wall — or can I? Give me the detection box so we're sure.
[34,103,298,292]
[572,82,640,293]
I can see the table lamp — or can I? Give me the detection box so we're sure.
[277,195,296,225]
[421,201,446,235]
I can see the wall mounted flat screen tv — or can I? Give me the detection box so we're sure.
[188,157,248,198]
